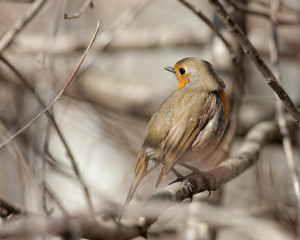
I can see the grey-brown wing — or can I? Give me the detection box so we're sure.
[155,93,217,187]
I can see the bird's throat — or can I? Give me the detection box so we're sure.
[177,76,189,89]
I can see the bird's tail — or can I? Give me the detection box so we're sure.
[119,151,147,220]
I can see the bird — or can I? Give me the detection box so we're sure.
[119,57,228,218]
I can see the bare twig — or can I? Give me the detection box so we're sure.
[178,0,236,61]
[73,0,152,79]
[206,0,300,127]
[0,20,101,215]
[225,0,300,25]
[226,0,270,18]
[253,0,300,15]
[178,0,245,95]
[0,54,80,215]
[0,119,34,201]
[101,0,152,50]
[0,119,68,216]
[43,181,69,216]
[64,0,94,19]
[42,123,51,215]
[269,0,300,235]
[0,0,47,52]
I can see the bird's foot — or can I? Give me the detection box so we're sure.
[180,163,211,197]
[170,168,194,201]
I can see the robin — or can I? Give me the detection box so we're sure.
[120,57,228,218]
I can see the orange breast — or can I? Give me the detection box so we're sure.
[220,89,229,122]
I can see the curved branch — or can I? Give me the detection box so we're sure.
[0,116,296,239]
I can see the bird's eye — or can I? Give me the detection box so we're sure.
[179,68,186,75]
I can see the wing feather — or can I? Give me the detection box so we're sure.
[155,93,217,187]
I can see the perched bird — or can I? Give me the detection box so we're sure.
[120,57,228,218]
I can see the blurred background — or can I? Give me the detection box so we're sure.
[0,0,299,239]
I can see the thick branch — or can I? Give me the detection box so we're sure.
[0,116,295,239]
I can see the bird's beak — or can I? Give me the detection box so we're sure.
[164,66,175,73]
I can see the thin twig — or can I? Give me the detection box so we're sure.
[226,0,269,18]
[225,0,300,25]
[43,181,69,216]
[177,0,245,94]
[42,122,51,215]
[178,0,235,61]
[64,0,94,19]
[269,0,300,235]
[0,54,83,214]
[0,119,33,199]
[0,0,47,52]
[0,20,101,215]
[253,0,300,15]
[206,0,300,127]
[101,0,152,50]
[0,119,68,216]
[74,0,152,79]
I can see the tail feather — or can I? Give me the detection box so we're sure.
[155,168,168,188]
[119,152,147,220]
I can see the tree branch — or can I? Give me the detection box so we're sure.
[206,0,300,127]
[0,0,47,52]
[64,0,94,19]
[0,115,295,239]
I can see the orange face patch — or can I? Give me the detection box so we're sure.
[174,64,189,89]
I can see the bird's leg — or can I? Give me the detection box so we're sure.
[180,163,211,197]
[170,168,194,200]
[171,168,185,180]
